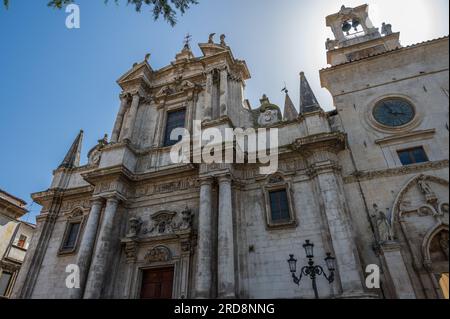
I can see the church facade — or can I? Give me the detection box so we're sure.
[12,4,449,299]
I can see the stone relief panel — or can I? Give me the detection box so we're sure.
[258,109,280,126]
[134,177,199,197]
[60,199,91,213]
[144,245,172,263]
[125,208,194,239]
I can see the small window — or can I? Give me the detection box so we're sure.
[163,109,186,147]
[397,147,429,166]
[0,272,13,297]
[62,222,81,251]
[269,190,290,222]
[17,234,27,249]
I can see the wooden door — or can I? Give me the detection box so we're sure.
[140,267,174,299]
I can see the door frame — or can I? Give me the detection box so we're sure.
[136,262,178,299]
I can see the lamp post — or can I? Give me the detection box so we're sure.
[287,240,336,299]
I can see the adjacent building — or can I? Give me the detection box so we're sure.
[12,4,449,299]
[0,189,35,298]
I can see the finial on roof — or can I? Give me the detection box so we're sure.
[183,33,192,50]
[144,53,151,62]
[260,94,269,105]
[58,130,83,169]
[208,33,216,44]
[299,72,322,113]
[220,34,226,46]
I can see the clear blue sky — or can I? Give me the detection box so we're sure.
[0,0,448,223]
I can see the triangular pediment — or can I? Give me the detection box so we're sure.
[117,61,153,89]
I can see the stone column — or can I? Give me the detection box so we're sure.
[110,94,129,143]
[69,198,104,299]
[153,105,165,147]
[203,71,213,121]
[194,177,213,298]
[316,170,365,296]
[83,197,119,299]
[381,242,416,299]
[121,92,140,142]
[219,68,228,117]
[217,175,236,298]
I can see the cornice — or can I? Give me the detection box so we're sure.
[374,129,436,146]
[292,132,347,155]
[343,159,449,183]
[31,185,94,206]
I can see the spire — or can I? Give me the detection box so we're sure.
[58,130,83,169]
[299,72,321,113]
[283,90,298,121]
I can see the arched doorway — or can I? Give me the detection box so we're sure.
[428,229,449,299]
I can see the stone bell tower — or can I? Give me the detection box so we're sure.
[325,4,401,66]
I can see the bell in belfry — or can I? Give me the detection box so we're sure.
[342,20,352,33]
[352,18,360,31]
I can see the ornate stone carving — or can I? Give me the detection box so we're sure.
[87,134,108,166]
[145,246,172,263]
[381,22,393,36]
[325,38,339,50]
[178,207,193,231]
[126,217,142,238]
[61,199,90,212]
[268,174,284,184]
[147,211,176,234]
[418,176,438,204]
[440,203,449,215]
[208,33,215,44]
[124,241,138,263]
[134,177,200,197]
[181,240,191,252]
[142,208,193,236]
[418,206,434,217]
[220,34,226,46]
[258,109,280,126]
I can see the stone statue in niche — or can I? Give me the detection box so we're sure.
[372,204,393,243]
[418,177,437,202]
[439,231,449,259]
[126,217,142,238]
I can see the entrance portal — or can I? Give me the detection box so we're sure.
[140,267,174,299]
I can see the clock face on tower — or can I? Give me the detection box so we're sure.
[372,98,415,127]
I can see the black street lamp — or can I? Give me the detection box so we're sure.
[287,240,336,299]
